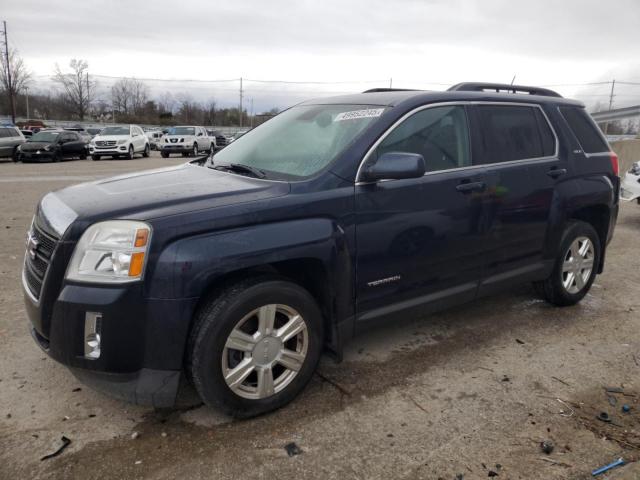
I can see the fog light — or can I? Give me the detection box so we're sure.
[84,312,102,359]
[119,146,126,150]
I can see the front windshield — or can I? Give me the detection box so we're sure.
[168,127,195,135]
[30,131,60,142]
[213,104,386,179]
[100,126,130,136]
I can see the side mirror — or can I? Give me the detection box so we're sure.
[197,132,203,136]
[361,152,426,182]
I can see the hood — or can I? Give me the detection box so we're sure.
[22,141,53,151]
[51,162,290,223]
[93,135,129,141]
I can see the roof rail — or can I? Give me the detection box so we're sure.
[362,88,419,93]
[448,82,562,98]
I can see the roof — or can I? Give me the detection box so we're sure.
[302,88,584,109]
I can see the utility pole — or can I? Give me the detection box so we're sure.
[25,86,29,119]
[86,72,90,120]
[389,78,393,88]
[2,21,16,124]
[239,77,243,128]
[250,98,254,128]
[604,79,616,135]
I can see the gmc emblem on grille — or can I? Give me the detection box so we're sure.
[26,231,39,260]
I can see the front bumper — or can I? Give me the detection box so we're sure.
[20,151,55,162]
[89,145,129,156]
[24,277,198,407]
[620,172,640,202]
[161,144,193,153]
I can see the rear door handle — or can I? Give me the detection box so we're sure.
[456,181,486,193]
[546,168,567,178]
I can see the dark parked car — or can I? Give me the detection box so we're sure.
[17,130,89,162]
[207,129,228,150]
[23,83,618,417]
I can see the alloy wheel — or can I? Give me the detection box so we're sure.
[221,304,308,400]
[562,236,594,294]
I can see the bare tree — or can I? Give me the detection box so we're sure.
[158,91,175,114]
[0,48,31,123]
[111,77,149,116]
[52,59,95,120]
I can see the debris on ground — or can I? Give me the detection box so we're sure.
[515,339,525,344]
[40,436,71,461]
[131,431,140,440]
[284,442,303,457]
[596,412,611,423]
[622,404,631,413]
[487,470,499,477]
[540,440,554,454]
[591,458,624,476]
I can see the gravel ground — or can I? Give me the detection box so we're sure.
[1,153,640,479]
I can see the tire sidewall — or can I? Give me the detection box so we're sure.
[191,280,323,417]
[551,221,601,304]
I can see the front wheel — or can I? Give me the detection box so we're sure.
[534,221,600,306]
[192,143,198,157]
[127,145,134,160]
[161,151,169,158]
[188,277,324,418]
[142,144,150,157]
[92,155,100,161]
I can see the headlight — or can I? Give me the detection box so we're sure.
[44,144,52,151]
[17,145,21,152]
[117,139,128,145]
[66,220,151,283]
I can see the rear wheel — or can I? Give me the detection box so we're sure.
[12,147,20,162]
[79,153,87,160]
[142,144,150,157]
[53,151,62,163]
[535,221,600,306]
[188,277,323,418]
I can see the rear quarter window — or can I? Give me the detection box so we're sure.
[559,106,609,154]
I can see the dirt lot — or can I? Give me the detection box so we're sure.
[1,153,640,479]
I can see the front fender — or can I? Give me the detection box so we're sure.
[147,218,351,301]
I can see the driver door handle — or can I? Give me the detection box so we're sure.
[546,168,567,178]
[456,181,486,193]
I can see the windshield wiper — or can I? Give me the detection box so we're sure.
[210,163,267,179]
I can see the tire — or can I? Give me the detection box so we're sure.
[161,151,169,158]
[181,152,189,157]
[192,143,198,157]
[208,142,215,154]
[534,220,600,306]
[12,147,20,162]
[127,145,134,160]
[79,153,87,160]
[188,276,324,418]
[142,143,150,158]
[53,151,62,163]
[92,155,100,161]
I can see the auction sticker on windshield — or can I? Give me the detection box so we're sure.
[334,108,385,122]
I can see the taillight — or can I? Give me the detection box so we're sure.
[610,152,619,177]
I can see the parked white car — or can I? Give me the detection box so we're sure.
[621,161,640,204]
[89,125,150,160]
[146,130,165,150]
[160,126,214,158]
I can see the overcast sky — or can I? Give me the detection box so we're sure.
[3,0,640,111]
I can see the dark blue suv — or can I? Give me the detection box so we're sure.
[22,83,619,417]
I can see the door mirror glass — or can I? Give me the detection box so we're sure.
[361,152,426,182]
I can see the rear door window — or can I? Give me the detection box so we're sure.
[0,128,9,138]
[558,106,609,154]
[475,105,555,164]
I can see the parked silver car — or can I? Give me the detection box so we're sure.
[0,126,26,161]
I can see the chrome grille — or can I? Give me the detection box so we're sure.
[96,140,116,147]
[23,221,59,301]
